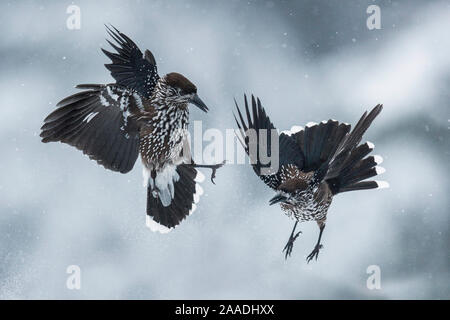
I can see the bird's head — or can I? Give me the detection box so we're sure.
[269,166,311,206]
[158,72,208,112]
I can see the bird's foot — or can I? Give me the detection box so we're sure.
[306,243,323,263]
[282,231,302,259]
[193,161,225,184]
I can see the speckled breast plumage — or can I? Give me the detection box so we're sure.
[140,106,189,168]
[280,182,332,222]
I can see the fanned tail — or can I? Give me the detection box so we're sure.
[325,105,389,194]
[145,164,205,233]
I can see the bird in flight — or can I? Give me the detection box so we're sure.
[40,25,223,233]
[234,95,388,262]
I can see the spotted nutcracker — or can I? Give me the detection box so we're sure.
[234,95,388,262]
[40,25,223,233]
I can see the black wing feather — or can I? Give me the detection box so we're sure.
[102,25,159,99]
[234,95,304,190]
[40,84,142,174]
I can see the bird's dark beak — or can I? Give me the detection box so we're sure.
[269,194,288,206]
[190,94,209,112]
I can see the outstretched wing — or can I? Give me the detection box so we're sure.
[234,95,304,190]
[40,84,144,173]
[102,25,159,99]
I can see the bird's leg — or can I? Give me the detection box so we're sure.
[282,221,302,259]
[190,161,225,184]
[306,222,325,263]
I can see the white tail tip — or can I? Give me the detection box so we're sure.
[373,155,384,165]
[193,183,204,204]
[375,166,386,175]
[376,181,390,189]
[194,170,205,183]
[366,141,375,149]
[290,125,303,134]
[281,125,303,136]
[146,216,172,234]
[189,204,197,215]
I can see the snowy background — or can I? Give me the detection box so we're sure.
[0,0,449,299]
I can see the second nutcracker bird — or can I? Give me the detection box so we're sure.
[234,96,388,262]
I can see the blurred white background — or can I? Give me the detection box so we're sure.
[0,0,448,299]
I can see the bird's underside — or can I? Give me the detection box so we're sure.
[41,25,223,233]
[234,95,388,262]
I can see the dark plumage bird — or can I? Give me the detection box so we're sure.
[234,95,388,262]
[40,25,223,233]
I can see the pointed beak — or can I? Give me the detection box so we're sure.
[190,94,209,112]
[269,194,288,206]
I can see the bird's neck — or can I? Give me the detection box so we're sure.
[149,79,188,111]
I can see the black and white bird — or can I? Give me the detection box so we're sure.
[40,25,223,233]
[234,95,388,262]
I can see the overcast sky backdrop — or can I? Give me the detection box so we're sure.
[0,0,448,299]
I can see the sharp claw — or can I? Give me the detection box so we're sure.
[282,230,302,260]
[306,244,322,263]
[209,161,226,184]
[210,167,218,184]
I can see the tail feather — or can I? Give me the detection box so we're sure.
[291,120,351,172]
[326,104,383,179]
[339,180,389,193]
[344,166,379,185]
[146,164,204,233]
[338,142,375,177]
[325,104,387,195]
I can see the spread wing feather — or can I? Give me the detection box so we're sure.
[102,25,159,99]
[234,95,304,190]
[40,84,142,173]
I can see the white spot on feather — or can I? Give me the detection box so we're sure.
[373,155,383,164]
[106,86,119,101]
[99,95,110,107]
[194,170,205,183]
[189,204,197,215]
[83,112,99,123]
[366,141,375,149]
[375,181,390,189]
[281,125,303,136]
[193,183,204,204]
[143,167,151,188]
[154,165,180,207]
[289,125,303,134]
[133,93,144,110]
[146,215,172,234]
[305,122,317,127]
[375,166,386,174]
